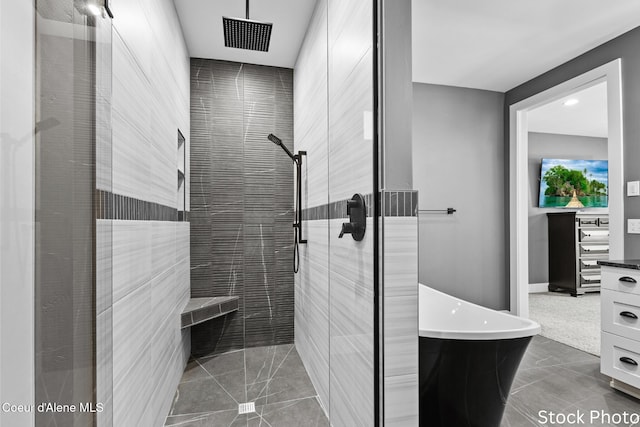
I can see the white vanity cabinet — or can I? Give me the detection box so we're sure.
[600,262,640,398]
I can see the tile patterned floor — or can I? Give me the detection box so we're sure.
[164,344,329,427]
[502,335,640,426]
[166,337,640,426]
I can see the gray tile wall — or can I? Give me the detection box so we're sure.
[189,58,295,356]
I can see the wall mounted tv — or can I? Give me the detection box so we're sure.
[538,158,608,208]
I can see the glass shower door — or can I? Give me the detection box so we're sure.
[326,0,377,425]
[34,1,112,425]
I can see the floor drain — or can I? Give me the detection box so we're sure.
[238,402,255,414]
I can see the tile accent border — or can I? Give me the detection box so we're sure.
[301,191,417,220]
[96,190,189,222]
[383,190,418,217]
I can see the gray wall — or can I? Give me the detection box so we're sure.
[528,132,608,284]
[505,25,640,260]
[413,83,506,309]
[189,59,294,356]
[381,0,413,190]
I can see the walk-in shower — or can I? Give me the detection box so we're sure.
[267,133,306,273]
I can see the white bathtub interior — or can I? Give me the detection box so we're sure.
[419,283,540,340]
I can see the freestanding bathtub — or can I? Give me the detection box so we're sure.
[419,283,540,427]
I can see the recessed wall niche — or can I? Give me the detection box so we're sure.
[178,129,186,220]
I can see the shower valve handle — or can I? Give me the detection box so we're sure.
[339,222,356,238]
[338,194,366,241]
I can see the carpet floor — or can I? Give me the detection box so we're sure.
[528,291,600,356]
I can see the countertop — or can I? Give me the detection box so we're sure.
[598,259,640,270]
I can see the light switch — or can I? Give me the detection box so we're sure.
[628,181,640,196]
[628,219,640,234]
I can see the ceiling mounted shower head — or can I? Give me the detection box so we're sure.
[223,0,273,52]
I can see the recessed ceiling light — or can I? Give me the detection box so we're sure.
[563,99,579,106]
[86,4,102,16]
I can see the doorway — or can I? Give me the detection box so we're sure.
[509,59,624,322]
[525,81,608,355]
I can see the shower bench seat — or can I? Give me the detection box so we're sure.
[180,296,239,329]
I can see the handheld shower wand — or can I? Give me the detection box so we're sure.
[267,134,307,273]
[268,134,296,161]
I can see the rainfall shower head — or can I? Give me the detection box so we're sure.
[267,133,295,161]
[223,0,273,52]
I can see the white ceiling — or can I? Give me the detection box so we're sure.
[173,0,317,68]
[528,82,607,138]
[412,0,640,92]
[172,0,639,101]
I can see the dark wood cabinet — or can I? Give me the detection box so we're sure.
[547,212,608,296]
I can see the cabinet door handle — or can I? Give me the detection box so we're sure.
[620,356,638,366]
[619,276,638,284]
[620,311,638,320]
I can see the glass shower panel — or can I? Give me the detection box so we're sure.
[327,0,376,425]
[34,1,112,426]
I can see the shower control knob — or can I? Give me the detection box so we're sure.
[346,199,359,215]
[338,194,366,241]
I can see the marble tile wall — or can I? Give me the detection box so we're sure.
[328,218,375,427]
[382,215,419,426]
[294,0,378,425]
[189,58,295,356]
[327,0,375,425]
[377,1,419,423]
[295,1,420,426]
[295,220,331,414]
[294,0,329,211]
[100,0,191,425]
[294,0,331,418]
[327,0,374,202]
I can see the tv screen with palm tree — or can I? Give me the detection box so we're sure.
[538,158,608,208]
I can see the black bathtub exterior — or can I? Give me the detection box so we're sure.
[419,335,532,427]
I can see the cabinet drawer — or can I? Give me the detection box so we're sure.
[579,217,599,226]
[580,229,609,242]
[580,273,600,287]
[580,259,601,270]
[580,244,609,255]
[602,290,640,340]
[601,332,640,389]
[601,268,640,295]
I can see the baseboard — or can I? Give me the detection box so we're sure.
[610,379,640,400]
[529,282,549,293]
